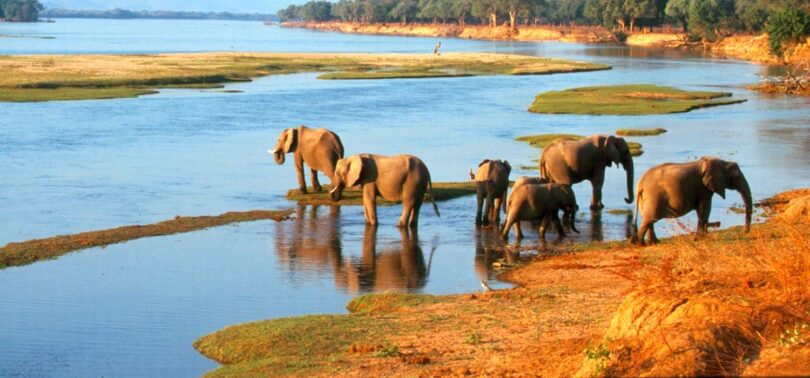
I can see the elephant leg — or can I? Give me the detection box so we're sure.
[475,189,484,226]
[483,190,494,226]
[493,197,502,225]
[398,199,415,228]
[515,221,524,239]
[538,213,550,240]
[500,215,514,240]
[636,218,652,245]
[295,155,307,193]
[590,173,605,210]
[552,211,565,237]
[310,169,322,192]
[408,198,423,228]
[649,226,660,244]
[696,198,712,238]
[363,184,378,226]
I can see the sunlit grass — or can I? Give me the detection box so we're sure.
[286,182,476,206]
[0,52,610,102]
[528,84,746,115]
[516,133,644,156]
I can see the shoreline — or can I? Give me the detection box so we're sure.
[282,21,810,66]
[194,188,810,376]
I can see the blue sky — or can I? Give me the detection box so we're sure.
[41,0,301,13]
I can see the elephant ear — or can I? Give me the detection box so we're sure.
[478,159,490,168]
[283,128,298,153]
[701,158,727,199]
[346,155,366,188]
[605,135,625,167]
[502,160,511,176]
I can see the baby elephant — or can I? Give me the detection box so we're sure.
[501,179,579,240]
[631,157,752,245]
[268,125,344,194]
[330,153,440,228]
[469,159,511,226]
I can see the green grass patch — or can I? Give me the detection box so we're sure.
[347,293,443,315]
[605,208,633,215]
[615,127,667,136]
[194,314,397,376]
[516,134,644,157]
[287,182,476,206]
[0,210,291,269]
[0,53,609,102]
[528,84,746,115]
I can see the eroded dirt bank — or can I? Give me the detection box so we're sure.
[283,22,810,65]
[195,189,810,376]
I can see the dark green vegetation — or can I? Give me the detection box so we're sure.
[0,0,43,21]
[0,53,608,102]
[0,210,291,269]
[194,293,440,376]
[616,127,667,136]
[39,8,278,21]
[280,0,809,42]
[516,133,644,156]
[528,84,746,116]
[286,182,476,206]
[766,6,810,56]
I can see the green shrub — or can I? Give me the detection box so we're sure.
[766,7,810,57]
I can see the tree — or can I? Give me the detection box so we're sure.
[504,0,533,31]
[302,1,332,21]
[688,0,734,40]
[1,0,44,22]
[623,0,655,31]
[735,0,769,32]
[472,0,500,27]
[450,0,472,26]
[766,5,810,56]
[390,0,419,23]
[665,0,690,32]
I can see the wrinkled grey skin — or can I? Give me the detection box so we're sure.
[501,181,579,241]
[330,153,440,228]
[631,157,752,245]
[269,125,344,194]
[469,159,511,226]
[539,135,634,211]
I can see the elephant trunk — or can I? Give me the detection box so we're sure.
[738,176,753,232]
[274,150,285,165]
[623,156,634,204]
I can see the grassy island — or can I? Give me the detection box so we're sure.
[194,189,810,377]
[0,53,610,102]
[516,133,644,156]
[0,210,291,269]
[616,127,667,136]
[528,84,746,115]
[286,182,476,206]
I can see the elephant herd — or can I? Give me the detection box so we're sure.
[270,125,753,245]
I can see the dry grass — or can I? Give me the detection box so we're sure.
[0,52,609,102]
[0,210,291,269]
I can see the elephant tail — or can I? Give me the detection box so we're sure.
[428,179,440,217]
[630,189,641,243]
[539,159,549,180]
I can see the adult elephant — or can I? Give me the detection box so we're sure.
[539,135,634,210]
[268,125,344,194]
[631,157,752,245]
[329,154,440,227]
[469,159,511,226]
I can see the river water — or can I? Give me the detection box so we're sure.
[0,19,808,376]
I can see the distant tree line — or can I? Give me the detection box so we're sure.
[39,8,278,21]
[278,0,810,54]
[0,0,43,22]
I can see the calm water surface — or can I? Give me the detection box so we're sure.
[1,19,809,376]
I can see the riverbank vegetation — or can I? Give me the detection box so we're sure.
[287,182,476,206]
[39,8,278,21]
[194,189,810,376]
[750,63,810,96]
[528,84,746,115]
[0,52,609,102]
[0,210,291,269]
[516,133,643,156]
[278,0,809,49]
[0,0,43,21]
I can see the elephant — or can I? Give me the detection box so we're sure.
[268,125,344,194]
[501,180,579,240]
[539,135,634,211]
[469,159,511,226]
[631,157,752,245]
[329,153,440,227]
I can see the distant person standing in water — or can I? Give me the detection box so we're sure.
[433,41,442,55]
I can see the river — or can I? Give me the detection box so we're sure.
[0,18,808,376]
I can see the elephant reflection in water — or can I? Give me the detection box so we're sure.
[334,226,428,294]
[274,205,343,275]
[474,229,516,280]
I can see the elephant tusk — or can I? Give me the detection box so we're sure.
[267,149,278,155]
[329,186,338,194]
